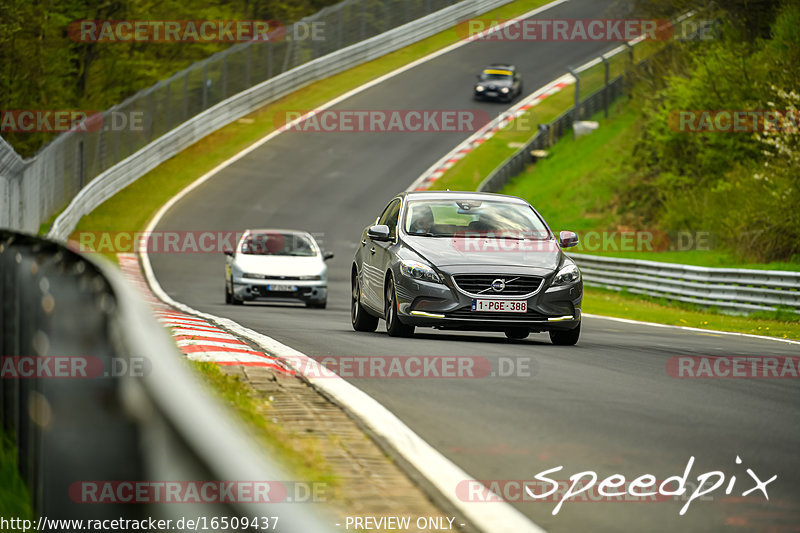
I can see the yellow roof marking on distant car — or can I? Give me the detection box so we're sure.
[483,69,512,75]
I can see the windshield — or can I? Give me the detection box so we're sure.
[403,199,551,239]
[240,232,317,256]
[480,69,513,81]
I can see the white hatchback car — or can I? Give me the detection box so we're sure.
[224,229,332,308]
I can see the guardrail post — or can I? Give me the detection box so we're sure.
[222,54,228,100]
[567,66,579,139]
[602,54,609,118]
[360,0,367,41]
[202,62,209,110]
[165,82,172,132]
[267,41,273,79]
[245,45,252,87]
[625,42,634,100]
[182,72,189,122]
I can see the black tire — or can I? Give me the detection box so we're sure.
[225,281,232,304]
[550,324,580,345]
[385,276,415,337]
[504,328,529,340]
[351,272,378,332]
[230,277,244,305]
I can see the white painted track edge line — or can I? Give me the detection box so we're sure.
[583,313,800,345]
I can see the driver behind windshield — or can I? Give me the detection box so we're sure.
[407,205,435,235]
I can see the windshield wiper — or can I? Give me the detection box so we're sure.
[410,232,450,238]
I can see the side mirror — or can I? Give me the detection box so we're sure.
[323,251,334,261]
[223,248,234,257]
[367,225,391,241]
[558,231,579,248]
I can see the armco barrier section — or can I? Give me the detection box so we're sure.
[0,230,335,530]
[572,254,800,315]
[0,0,513,236]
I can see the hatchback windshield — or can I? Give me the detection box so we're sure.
[240,232,317,256]
[480,71,512,81]
[403,199,550,238]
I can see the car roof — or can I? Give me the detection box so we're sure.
[402,190,529,204]
[242,229,316,239]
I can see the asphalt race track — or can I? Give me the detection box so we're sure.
[149,0,800,530]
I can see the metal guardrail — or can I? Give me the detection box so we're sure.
[0,230,335,530]
[0,0,512,236]
[572,254,800,315]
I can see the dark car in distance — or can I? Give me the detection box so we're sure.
[474,64,523,102]
[350,191,582,345]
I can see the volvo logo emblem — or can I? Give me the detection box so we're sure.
[491,279,506,292]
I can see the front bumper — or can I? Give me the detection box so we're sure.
[474,88,511,101]
[233,279,327,304]
[393,268,581,332]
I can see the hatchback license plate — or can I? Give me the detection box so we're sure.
[266,284,297,292]
[471,299,527,312]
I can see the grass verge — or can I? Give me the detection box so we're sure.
[501,99,800,271]
[190,361,337,486]
[0,433,33,519]
[584,287,800,340]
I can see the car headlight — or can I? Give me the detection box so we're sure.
[299,275,322,280]
[242,273,266,279]
[400,260,442,284]
[475,85,485,92]
[500,87,510,93]
[551,262,581,286]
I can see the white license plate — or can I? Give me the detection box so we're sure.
[266,284,297,292]
[471,299,527,313]
[486,91,498,97]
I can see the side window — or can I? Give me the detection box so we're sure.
[377,199,398,225]
[378,199,401,239]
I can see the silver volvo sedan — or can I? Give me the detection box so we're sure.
[350,191,582,344]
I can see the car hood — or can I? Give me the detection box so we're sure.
[404,236,562,272]
[233,254,325,277]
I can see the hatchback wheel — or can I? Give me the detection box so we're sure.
[550,324,580,345]
[385,276,415,337]
[351,272,378,332]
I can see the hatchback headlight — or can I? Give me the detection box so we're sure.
[551,262,581,286]
[299,275,322,280]
[475,85,485,92]
[400,260,442,284]
[501,87,510,93]
[242,273,266,279]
